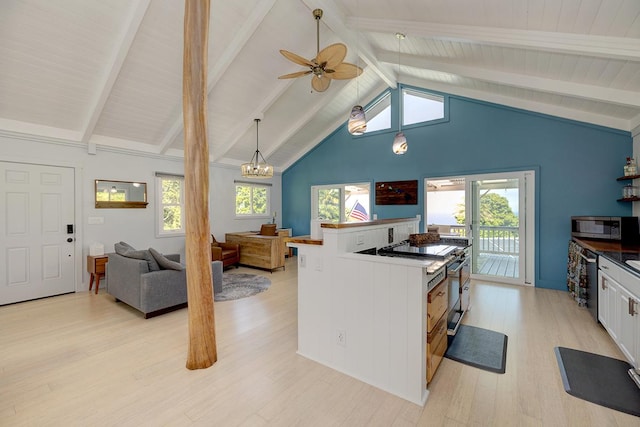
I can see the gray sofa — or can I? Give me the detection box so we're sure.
[106,252,223,318]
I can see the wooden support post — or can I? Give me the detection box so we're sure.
[183,0,217,370]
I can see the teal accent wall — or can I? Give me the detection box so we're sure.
[282,87,633,290]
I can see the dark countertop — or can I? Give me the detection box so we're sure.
[573,237,640,277]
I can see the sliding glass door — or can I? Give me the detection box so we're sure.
[426,171,535,286]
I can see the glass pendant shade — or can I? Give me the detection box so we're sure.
[348,105,367,135]
[392,131,407,155]
[392,33,408,155]
[241,119,274,178]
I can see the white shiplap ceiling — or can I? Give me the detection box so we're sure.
[1,0,640,172]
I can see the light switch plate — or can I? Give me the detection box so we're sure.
[88,216,104,225]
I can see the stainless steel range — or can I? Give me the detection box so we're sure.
[378,242,462,258]
[378,240,464,275]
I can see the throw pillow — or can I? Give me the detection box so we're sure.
[114,242,161,271]
[117,241,136,251]
[149,247,185,271]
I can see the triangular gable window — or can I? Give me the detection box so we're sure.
[364,92,391,133]
[403,88,444,126]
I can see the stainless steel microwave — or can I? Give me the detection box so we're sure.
[571,216,640,243]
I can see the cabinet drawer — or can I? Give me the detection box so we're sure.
[95,257,107,274]
[599,256,620,282]
[427,314,448,383]
[427,279,448,333]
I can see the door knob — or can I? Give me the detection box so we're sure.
[67,237,73,242]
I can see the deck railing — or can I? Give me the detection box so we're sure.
[437,225,519,255]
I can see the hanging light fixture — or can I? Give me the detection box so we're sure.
[347,3,366,135]
[241,118,273,178]
[392,32,407,155]
[348,105,366,135]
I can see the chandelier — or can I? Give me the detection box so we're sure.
[241,118,273,178]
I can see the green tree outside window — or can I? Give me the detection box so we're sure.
[235,184,270,216]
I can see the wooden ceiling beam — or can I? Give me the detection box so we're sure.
[80,0,151,145]
[158,0,277,155]
[379,51,640,109]
[350,17,640,62]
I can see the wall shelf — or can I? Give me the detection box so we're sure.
[616,174,640,181]
[618,197,640,202]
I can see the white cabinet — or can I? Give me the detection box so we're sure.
[597,256,640,368]
[616,284,639,366]
[598,269,619,340]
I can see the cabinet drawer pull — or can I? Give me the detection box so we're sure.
[602,265,609,269]
[630,298,638,317]
[601,280,607,290]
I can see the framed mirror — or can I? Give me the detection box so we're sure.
[95,179,148,208]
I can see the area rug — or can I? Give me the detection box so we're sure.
[214,273,271,302]
[554,347,640,417]
[445,324,508,374]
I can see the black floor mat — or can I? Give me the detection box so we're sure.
[555,347,640,417]
[445,324,507,374]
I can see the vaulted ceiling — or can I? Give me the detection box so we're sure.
[2,0,640,173]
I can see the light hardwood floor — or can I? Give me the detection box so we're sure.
[1,258,638,426]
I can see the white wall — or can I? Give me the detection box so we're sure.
[0,135,282,290]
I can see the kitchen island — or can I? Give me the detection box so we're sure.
[288,217,446,405]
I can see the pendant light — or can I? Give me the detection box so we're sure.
[348,105,366,135]
[392,32,407,155]
[241,118,273,178]
[347,4,366,135]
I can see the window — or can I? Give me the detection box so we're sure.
[364,92,391,133]
[235,181,271,217]
[156,173,185,237]
[402,88,445,126]
[96,188,126,202]
[311,183,371,223]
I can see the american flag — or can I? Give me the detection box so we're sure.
[349,201,369,221]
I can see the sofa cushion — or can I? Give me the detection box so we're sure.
[149,247,184,271]
[114,242,160,271]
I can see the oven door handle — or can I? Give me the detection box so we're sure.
[449,258,469,273]
[578,252,597,263]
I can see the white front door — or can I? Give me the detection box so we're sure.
[0,161,76,305]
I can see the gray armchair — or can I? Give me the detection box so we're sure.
[106,252,223,318]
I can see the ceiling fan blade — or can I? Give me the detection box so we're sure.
[311,74,331,92]
[327,62,363,80]
[316,43,347,69]
[278,70,312,79]
[280,50,315,67]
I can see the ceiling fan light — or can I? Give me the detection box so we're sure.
[392,131,407,155]
[348,105,367,135]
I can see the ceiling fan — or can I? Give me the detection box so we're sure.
[278,8,363,92]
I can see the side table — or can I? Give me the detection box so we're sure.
[87,255,108,294]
